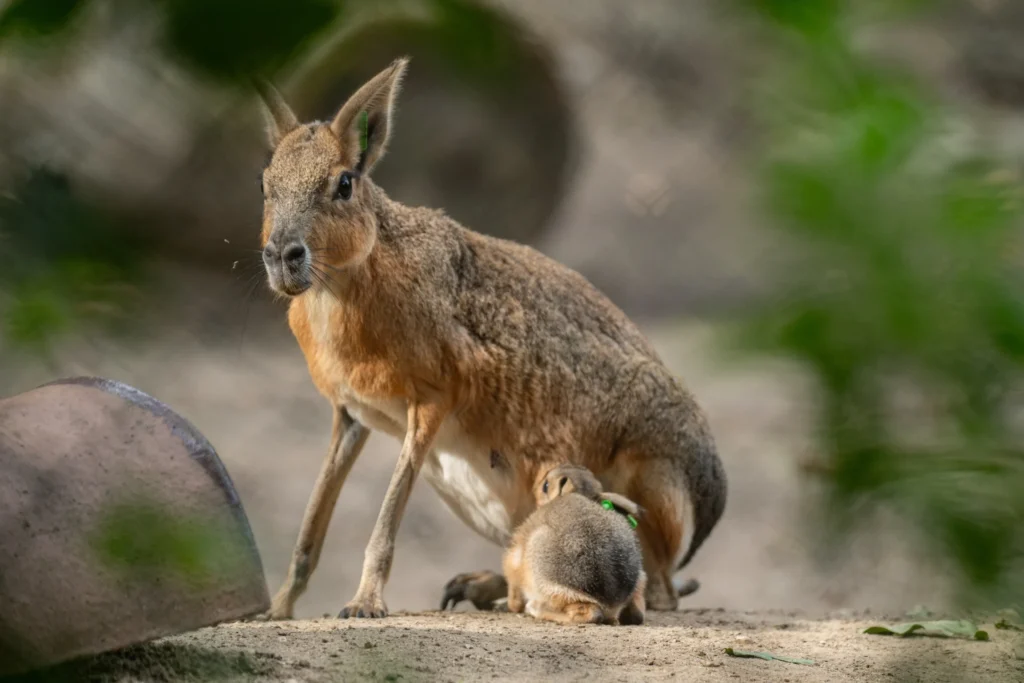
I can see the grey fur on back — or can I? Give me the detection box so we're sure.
[530,494,642,608]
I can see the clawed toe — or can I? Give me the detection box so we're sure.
[339,596,388,619]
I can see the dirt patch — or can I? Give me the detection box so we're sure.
[9,612,1023,683]
[3,642,283,683]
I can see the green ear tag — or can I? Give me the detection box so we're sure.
[358,111,369,153]
[601,499,614,511]
[627,515,638,529]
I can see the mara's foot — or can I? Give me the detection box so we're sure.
[339,593,388,619]
[644,574,680,611]
[250,598,295,622]
[250,611,291,622]
[440,570,509,611]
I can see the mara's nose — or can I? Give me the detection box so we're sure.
[282,243,307,266]
[263,241,307,267]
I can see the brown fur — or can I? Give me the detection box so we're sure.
[254,58,726,620]
[502,465,647,626]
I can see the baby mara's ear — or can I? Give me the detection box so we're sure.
[601,492,643,519]
[556,467,604,500]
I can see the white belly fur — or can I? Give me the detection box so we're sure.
[347,399,520,547]
[422,447,517,547]
[424,415,520,546]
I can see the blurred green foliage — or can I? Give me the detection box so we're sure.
[92,499,247,588]
[0,0,87,39]
[425,0,527,83]
[0,169,146,355]
[736,0,1024,607]
[155,0,342,82]
[0,0,345,82]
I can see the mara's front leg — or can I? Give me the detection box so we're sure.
[261,406,369,620]
[339,400,447,618]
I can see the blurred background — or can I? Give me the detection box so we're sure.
[1,0,1022,618]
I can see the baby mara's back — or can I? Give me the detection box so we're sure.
[526,494,642,609]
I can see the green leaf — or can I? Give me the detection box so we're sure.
[723,648,815,665]
[864,621,990,640]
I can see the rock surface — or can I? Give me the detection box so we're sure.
[0,378,269,676]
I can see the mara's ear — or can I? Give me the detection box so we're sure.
[330,57,409,174]
[254,78,299,148]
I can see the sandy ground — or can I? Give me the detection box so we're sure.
[16,611,1024,682]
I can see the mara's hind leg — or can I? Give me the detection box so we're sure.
[637,539,678,611]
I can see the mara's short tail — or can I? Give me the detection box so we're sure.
[673,576,700,598]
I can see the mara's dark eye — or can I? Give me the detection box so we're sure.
[336,172,354,201]
[542,480,549,494]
